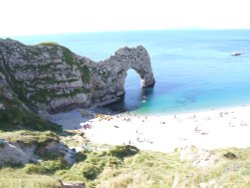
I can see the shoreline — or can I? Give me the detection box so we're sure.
[49,105,250,153]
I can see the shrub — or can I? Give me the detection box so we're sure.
[40,159,66,173]
[23,164,46,174]
[74,151,87,163]
[24,159,66,175]
[81,163,100,180]
[109,145,139,159]
[70,162,101,181]
[223,151,237,159]
[85,152,102,166]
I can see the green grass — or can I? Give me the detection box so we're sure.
[24,159,67,174]
[108,145,139,159]
[54,164,95,183]
[62,47,75,65]
[81,65,90,83]
[0,130,59,146]
[1,129,250,188]
[0,96,62,132]
[0,168,60,188]
[74,151,87,163]
[96,147,250,188]
[38,42,59,46]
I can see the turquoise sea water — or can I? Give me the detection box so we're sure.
[12,30,250,114]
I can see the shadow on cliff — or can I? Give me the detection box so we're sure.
[47,87,154,131]
[99,87,155,114]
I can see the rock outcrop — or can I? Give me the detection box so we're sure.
[0,131,75,165]
[0,38,155,114]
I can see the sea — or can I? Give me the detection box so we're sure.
[11,30,250,114]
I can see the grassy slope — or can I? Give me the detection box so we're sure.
[0,130,250,188]
[97,148,250,188]
[0,168,60,188]
[0,96,61,132]
[0,130,59,145]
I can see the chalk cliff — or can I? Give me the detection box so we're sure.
[0,38,155,116]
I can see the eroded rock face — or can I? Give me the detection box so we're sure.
[0,38,155,114]
[0,139,74,165]
[0,139,36,165]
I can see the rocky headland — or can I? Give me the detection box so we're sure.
[0,38,154,115]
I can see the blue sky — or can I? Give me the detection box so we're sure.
[1,0,250,36]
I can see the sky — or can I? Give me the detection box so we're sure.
[0,0,250,36]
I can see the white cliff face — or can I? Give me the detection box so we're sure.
[0,139,74,165]
[0,38,155,114]
[0,140,36,165]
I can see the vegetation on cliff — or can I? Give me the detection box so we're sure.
[0,95,61,131]
[0,130,59,146]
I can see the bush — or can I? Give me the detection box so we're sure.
[23,164,46,174]
[80,163,100,180]
[24,159,66,175]
[109,145,139,159]
[223,151,237,159]
[70,162,101,180]
[40,159,66,173]
[74,151,87,163]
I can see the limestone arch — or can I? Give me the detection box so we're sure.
[116,45,155,88]
[91,45,155,106]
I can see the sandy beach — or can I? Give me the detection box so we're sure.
[49,105,250,153]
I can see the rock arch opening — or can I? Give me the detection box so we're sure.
[90,45,155,108]
[104,68,154,112]
[123,69,142,110]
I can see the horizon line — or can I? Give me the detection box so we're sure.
[1,28,250,38]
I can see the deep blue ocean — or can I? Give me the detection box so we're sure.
[12,30,250,114]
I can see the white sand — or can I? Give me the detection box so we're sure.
[50,105,250,152]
